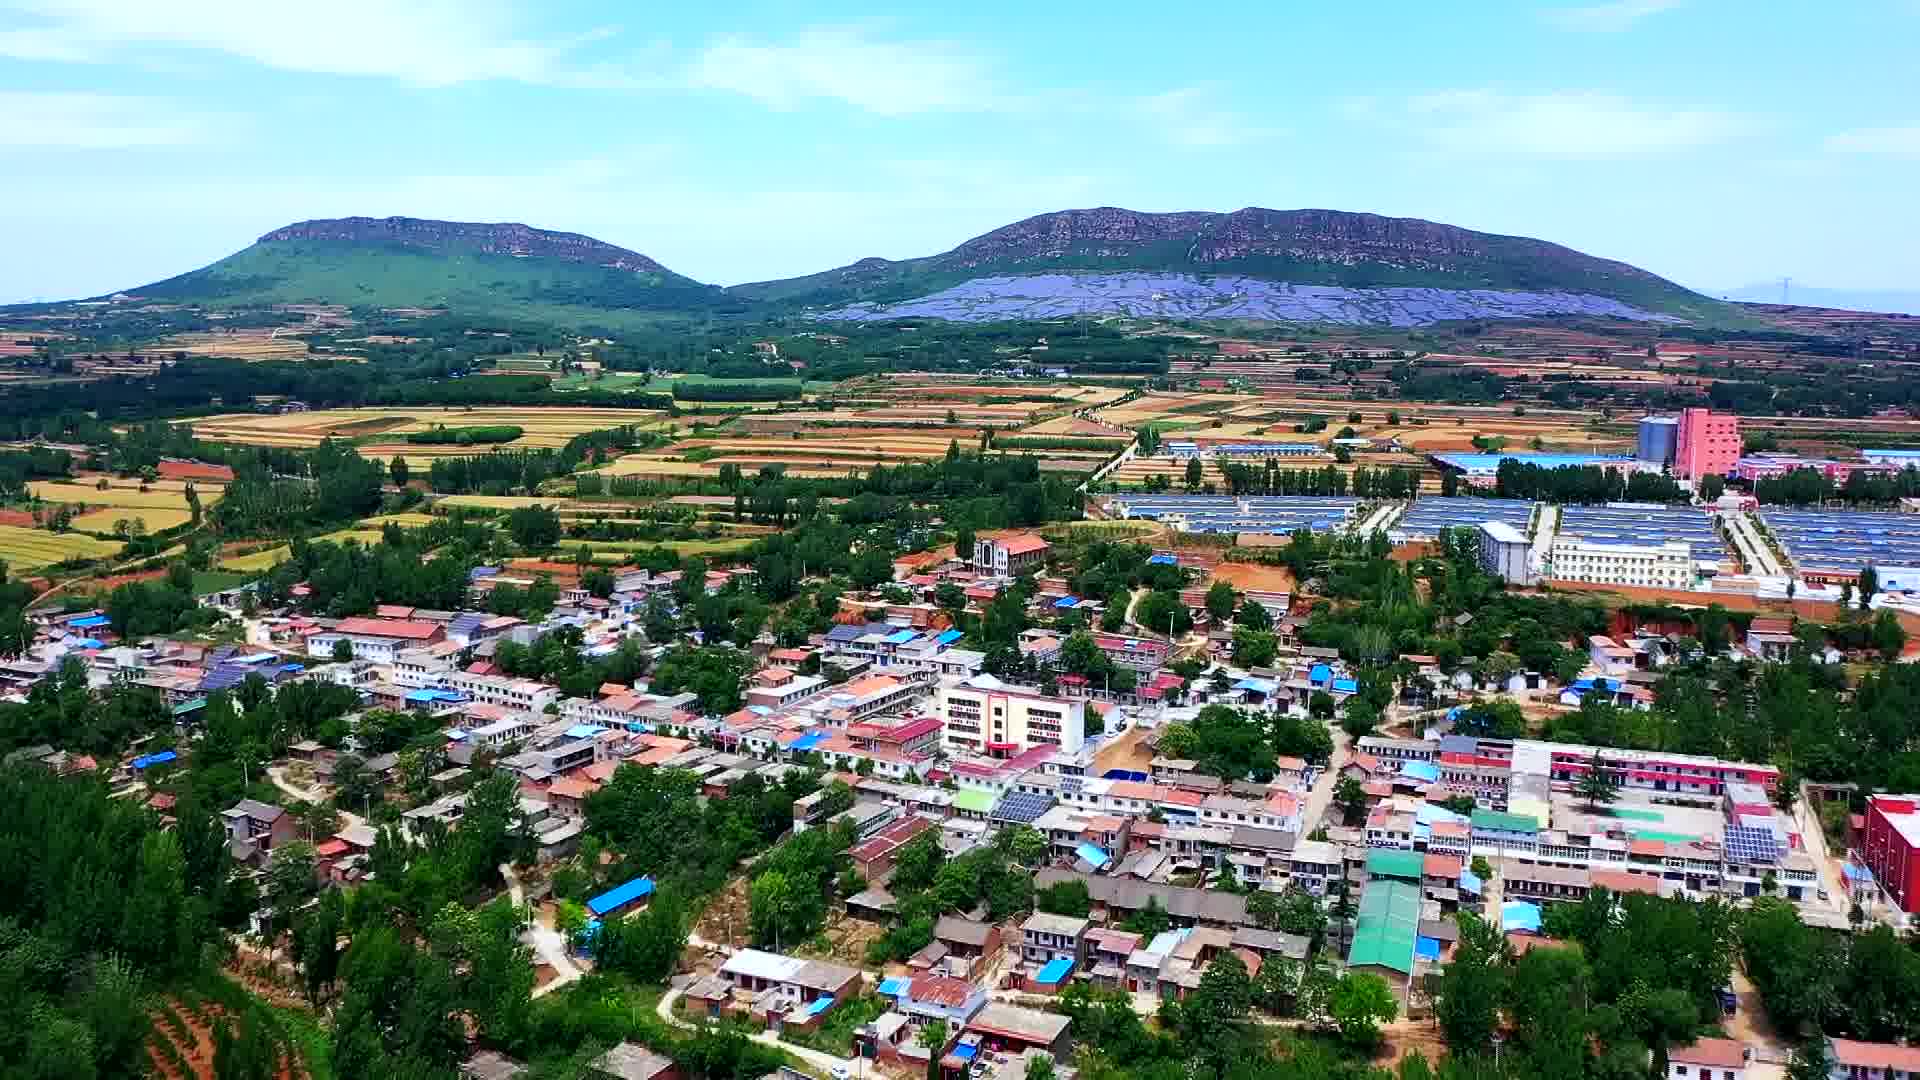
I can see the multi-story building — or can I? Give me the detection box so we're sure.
[222,799,295,853]
[1547,535,1693,589]
[306,617,444,664]
[936,673,1087,756]
[974,534,1051,578]
[1674,407,1741,480]
[1020,912,1089,970]
[1477,520,1534,586]
[1090,632,1172,672]
[1863,794,1920,915]
[444,670,560,713]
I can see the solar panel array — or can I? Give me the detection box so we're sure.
[1393,497,1535,541]
[1760,508,1920,574]
[1724,823,1782,864]
[1105,494,1360,535]
[1556,504,1726,559]
[990,789,1054,824]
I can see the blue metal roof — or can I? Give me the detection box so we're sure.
[1399,760,1441,783]
[1034,957,1073,985]
[789,732,827,752]
[1234,677,1278,694]
[1415,936,1443,960]
[1459,870,1484,895]
[130,750,178,769]
[882,629,917,644]
[876,977,909,997]
[1075,842,1112,869]
[803,995,835,1018]
[1053,596,1079,609]
[950,1044,978,1063]
[69,615,110,628]
[586,876,655,916]
[1331,677,1358,694]
[565,724,608,739]
[1147,554,1177,565]
[935,629,963,646]
[73,638,105,649]
[1308,663,1332,683]
[1501,900,1542,934]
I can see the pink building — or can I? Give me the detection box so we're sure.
[1674,408,1741,479]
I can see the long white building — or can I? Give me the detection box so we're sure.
[1547,535,1693,589]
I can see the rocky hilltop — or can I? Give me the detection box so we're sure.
[260,216,670,273]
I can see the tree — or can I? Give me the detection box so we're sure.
[917,1019,950,1080]
[1575,749,1621,811]
[1860,565,1879,609]
[1205,581,1238,623]
[1125,897,1172,937]
[388,456,410,488]
[331,637,354,663]
[1787,1037,1834,1080]
[1872,608,1908,660]
[1154,721,1197,759]
[505,504,562,550]
[1185,457,1203,490]
[1432,913,1506,1053]
[1037,879,1093,918]
[1329,971,1397,1048]
[264,842,318,942]
[1332,774,1367,826]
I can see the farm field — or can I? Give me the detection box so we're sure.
[219,546,291,572]
[29,478,226,509]
[158,328,311,361]
[72,506,193,533]
[598,427,1109,482]
[0,525,122,568]
[190,406,666,451]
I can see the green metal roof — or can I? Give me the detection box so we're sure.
[952,789,996,814]
[1471,808,1540,834]
[1346,880,1421,975]
[1366,848,1425,882]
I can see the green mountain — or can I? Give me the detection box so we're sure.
[127,216,722,320]
[731,206,1730,322]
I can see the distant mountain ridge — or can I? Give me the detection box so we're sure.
[80,206,1732,327]
[730,206,1718,320]
[129,215,718,320]
[259,216,672,273]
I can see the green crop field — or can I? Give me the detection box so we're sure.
[0,526,123,569]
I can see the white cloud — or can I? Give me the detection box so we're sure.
[1405,90,1747,156]
[1543,0,1683,31]
[0,0,608,86]
[686,25,996,114]
[0,90,210,147]
[1137,86,1280,148]
[1825,126,1920,156]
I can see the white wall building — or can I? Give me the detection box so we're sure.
[1547,535,1693,589]
[1477,520,1535,586]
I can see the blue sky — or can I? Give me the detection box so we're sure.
[2,0,1916,303]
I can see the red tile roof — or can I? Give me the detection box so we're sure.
[1668,1039,1748,1070]
[1590,870,1659,896]
[335,617,439,640]
[1831,1038,1920,1074]
[996,534,1050,555]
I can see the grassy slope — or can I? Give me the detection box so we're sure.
[134,240,730,326]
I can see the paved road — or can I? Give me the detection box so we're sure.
[501,862,585,999]
[1724,511,1785,577]
[266,766,369,830]
[1302,725,1354,834]
[1354,501,1405,536]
